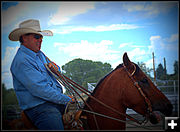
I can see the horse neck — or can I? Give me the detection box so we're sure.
[91,68,127,113]
[84,67,133,130]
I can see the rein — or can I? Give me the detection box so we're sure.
[44,58,152,129]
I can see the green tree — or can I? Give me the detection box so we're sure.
[174,61,178,75]
[2,83,18,105]
[5,89,19,105]
[168,60,179,80]
[156,63,167,80]
[62,58,113,94]
[2,83,7,105]
[137,62,153,79]
[2,83,20,122]
[2,84,18,105]
[156,60,178,80]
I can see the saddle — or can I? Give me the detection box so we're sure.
[62,101,87,130]
[63,110,85,130]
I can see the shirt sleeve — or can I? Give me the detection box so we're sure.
[14,60,71,105]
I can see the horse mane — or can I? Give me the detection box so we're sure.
[85,64,124,104]
[94,63,124,92]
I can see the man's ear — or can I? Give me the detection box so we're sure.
[21,35,30,44]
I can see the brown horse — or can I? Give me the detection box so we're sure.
[82,52,173,130]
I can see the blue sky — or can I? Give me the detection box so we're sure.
[1,1,179,89]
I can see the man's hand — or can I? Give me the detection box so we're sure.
[68,95,75,104]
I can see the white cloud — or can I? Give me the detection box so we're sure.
[145,58,153,69]
[123,2,176,17]
[111,48,148,69]
[54,42,66,47]
[150,35,161,41]
[2,2,29,28]
[125,3,145,12]
[52,24,140,34]
[2,46,19,71]
[149,35,161,51]
[53,40,150,70]
[166,34,178,43]
[2,46,19,88]
[54,40,120,62]
[119,42,147,49]
[149,35,178,52]
[49,2,95,25]
[148,34,178,74]
[128,48,146,61]
[119,42,133,48]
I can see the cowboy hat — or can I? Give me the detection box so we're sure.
[9,19,53,41]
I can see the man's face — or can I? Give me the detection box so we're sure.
[22,33,43,53]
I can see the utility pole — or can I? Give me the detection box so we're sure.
[152,52,156,84]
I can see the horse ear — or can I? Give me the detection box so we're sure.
[123,52,134,72]
[123,52,131,67]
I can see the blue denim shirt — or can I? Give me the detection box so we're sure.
[10,45,71,110]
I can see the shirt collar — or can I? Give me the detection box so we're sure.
[20,45,41,59]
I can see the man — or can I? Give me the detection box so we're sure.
[9,19,72,130]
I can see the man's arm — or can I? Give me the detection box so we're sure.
[13,62,71,105]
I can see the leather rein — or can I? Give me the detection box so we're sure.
[44,57,153,129]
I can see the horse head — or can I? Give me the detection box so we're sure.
[122,52,173,124]
[83,52,173,130]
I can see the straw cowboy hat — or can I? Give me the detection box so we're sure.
[9,19,53,41]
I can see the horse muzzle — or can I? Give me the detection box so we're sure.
[149,103,173,124]
[149,111,162,124]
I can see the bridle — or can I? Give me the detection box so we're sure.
[123,63,153,119]
[45,57,153,129]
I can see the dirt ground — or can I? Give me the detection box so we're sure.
[126,120,164,130]
[126,114,164,131]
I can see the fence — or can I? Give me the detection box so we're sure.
[2,105,21,121]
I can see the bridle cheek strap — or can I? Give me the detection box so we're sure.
[134,82,152,113]
[123,64,153,116]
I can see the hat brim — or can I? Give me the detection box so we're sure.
[9,28,53,41]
